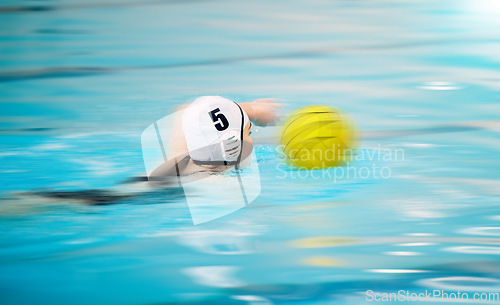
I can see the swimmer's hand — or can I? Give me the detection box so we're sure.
[240,98,282,127]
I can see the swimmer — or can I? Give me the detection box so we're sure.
[150,96,281,179]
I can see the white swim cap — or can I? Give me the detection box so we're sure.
[182,96,249,163]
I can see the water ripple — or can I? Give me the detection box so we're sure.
[445,246,500,255]
[418,276,500,292]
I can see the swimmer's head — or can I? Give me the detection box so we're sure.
[182,96,252,163]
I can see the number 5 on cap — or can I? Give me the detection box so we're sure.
[209,108,229,131]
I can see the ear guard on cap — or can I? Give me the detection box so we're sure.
[220,130,241,162]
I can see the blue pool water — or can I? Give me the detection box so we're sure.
[1,0,500,304]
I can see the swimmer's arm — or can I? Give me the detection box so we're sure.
[238,98,282,127]
[149,153,190,181]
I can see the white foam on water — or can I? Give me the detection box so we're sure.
[182,266,244,288]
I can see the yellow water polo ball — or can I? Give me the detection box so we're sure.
[280,105,357,169]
